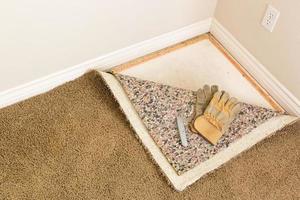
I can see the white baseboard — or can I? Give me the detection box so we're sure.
[0,18,211,109]
[210,18,300,116]
[5,17,297,116]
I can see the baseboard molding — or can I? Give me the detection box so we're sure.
[210,18,300,116]
[0,18,211,109]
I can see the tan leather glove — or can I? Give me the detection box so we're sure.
[189,85,218,133]
[194,85,219,117]
[193,91,241,145]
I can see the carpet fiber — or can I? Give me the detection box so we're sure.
[0,71,299,200]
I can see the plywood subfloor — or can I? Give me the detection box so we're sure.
[112,34,281,110]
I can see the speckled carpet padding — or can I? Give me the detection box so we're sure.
[115,74,279,175]
[99,71,297,191]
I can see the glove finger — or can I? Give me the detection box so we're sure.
[230,103,241,116]
[203,85,211,98]
[204,103,214,114]
[225,97,238,110]
[205,91,222,115]
[211,91,222,105]
[211,85,218,95]
[223,103,241,131]
[196,88,205,103]
[195,88,205,116]
[219,92,230,107]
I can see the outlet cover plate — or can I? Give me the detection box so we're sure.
[261,5,280,32]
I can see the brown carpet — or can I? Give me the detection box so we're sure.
[0,71,299,200]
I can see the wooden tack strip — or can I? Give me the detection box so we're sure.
[208,33,285,112]
[111,34,209,73]
[110,31,284,112]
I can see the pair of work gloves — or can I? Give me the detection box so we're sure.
[189,85,241,145]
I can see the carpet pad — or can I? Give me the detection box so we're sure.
[115,74,279,175]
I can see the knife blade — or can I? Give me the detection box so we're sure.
[176,116,188,147]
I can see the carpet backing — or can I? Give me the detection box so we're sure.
[0,71,299,199]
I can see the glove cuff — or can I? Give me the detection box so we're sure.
[193,116,223,145]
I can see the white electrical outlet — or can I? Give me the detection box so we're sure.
[261,5,280,32]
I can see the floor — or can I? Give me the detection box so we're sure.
[115,36,274,110]
[102,34,295,190]
[0,72,299,199]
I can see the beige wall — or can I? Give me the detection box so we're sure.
[0,0,217,92]
[215,0,300,99]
